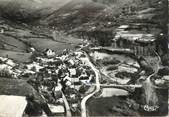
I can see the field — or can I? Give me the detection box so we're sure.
[0,78,37,97]
[25,38,76,54]
[0,21,83,63]
[100,88,129,97]
[0,49,32,63]
[87,96,139,116]
[87,88,168,116]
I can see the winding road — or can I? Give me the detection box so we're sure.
[79,48,161,117]
[62,92,72,117]
[81,51,101,117]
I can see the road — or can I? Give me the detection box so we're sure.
[81,51,101,117]
[89,84,142,88]
[80,48,161,117]
[62,92,72,117]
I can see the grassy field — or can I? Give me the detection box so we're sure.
[25,38,77,54]
[0,78,36,96]
[0,49,32,63]
[0,20,83,61]
[87,96,139,116]
[87,88,168,116]
[0,34,28,52]
[0,78,44,106]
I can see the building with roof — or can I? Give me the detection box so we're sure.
[69,68,77,77]
[48,104,65,114]
[44,49,56,58]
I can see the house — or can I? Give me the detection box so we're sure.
[72,103,78,108]
[65,80,72,87]
[162,76,169,81]
[5,59,16,67]
[70,94,76,99]
[44,49,56,57]
[116,25,129,32]
[54,83,62,92]
[71,77,80,83]
[0,57,8,62]
[26,62,43,72]
[0,29,4,33]
[0,64,12,71]
[68,59,75,66]
[155,79,165,85]
[79,71,89,81]
[62,76,72,87]
[71,77,81,86]
[30,47,35,53]
[69,68,77,77]
[74,51,84,58]
[48,104,65,114]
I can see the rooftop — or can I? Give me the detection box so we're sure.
[117,25,129,29]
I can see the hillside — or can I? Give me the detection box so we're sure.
[0,0,167,35]
[0,0,168,60]
[42,0,134,30]
[42,0,167,35]
[0,0,72,22]
[0,19,83,62]
[0,1,168,116]
[41,0,168,53]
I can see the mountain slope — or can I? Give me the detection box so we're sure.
[41,0,106,29]
[41,0,168,52]
[0,0,72,22]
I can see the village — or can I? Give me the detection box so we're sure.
[0,45,97,116]
[0,22,168,116]
[0,20,168,116]
[0,0,168,116]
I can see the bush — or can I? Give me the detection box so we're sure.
[106,66,118,71]
[79,85,90,94]
[102,58,120,66]
[158,67,169,76]
[115,71,136,79]
[0,69,13,78]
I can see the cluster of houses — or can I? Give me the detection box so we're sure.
[0,48,95,115]
[0,57,19,78]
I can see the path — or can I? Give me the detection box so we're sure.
[81,51,100,117]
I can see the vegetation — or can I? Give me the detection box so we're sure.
[106,66,118,71]
[115,71,138,79]
[158,67,169,76]
[102,58,121,66]
[87,96,139,116]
